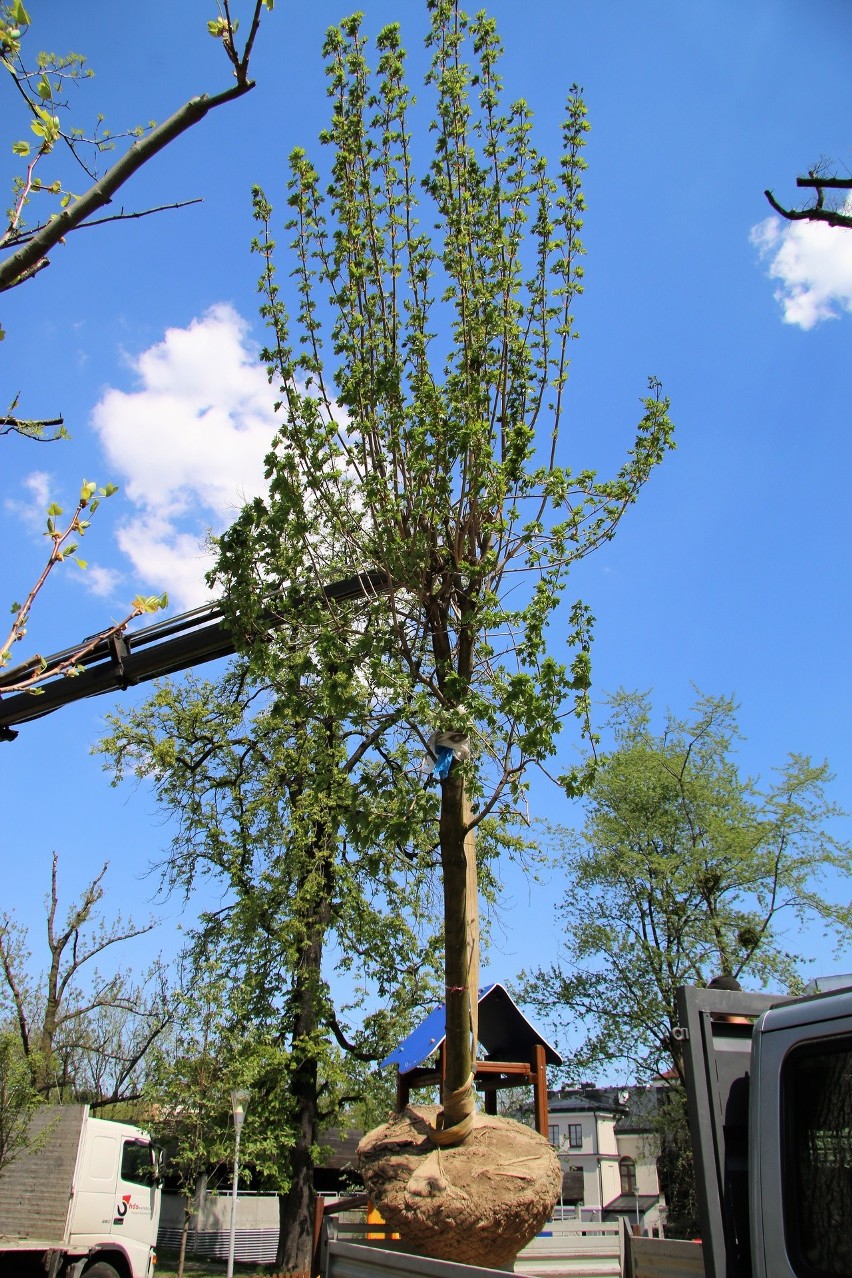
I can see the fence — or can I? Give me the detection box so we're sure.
[158,1190,279,1265]
[159,1192,627,1277]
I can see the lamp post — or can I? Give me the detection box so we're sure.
[226,1089,251,1278]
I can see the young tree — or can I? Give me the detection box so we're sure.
[213,0,673,1153]
[98,661,444,1271]
[0,853,171,1103]
[521,689,852,1085]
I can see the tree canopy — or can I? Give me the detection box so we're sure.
[97,660,444,1270]
[522,689,852,1084]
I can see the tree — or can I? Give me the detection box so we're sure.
[213,0,673,1151]
[97,662,445,1271]
[1,1,273,358]
[764,169,852,230]
[0,477,167,693]
[0,852,171,1104]
[521,690,852,1086]
[0,0,273,697]
[0,1028,41,1176]
[143,966,243,1278]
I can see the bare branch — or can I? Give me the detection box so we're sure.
[764,172,852,230]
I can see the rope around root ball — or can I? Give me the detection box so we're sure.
[427,1074,475,1146]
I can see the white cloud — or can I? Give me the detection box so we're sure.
[80,564,124,598]
[751,203,852,329]
[92,304,277,609]
[5,470,52,531]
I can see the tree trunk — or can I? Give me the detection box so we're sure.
[438,769,478,1132]
[176,1192,193,1278]
[275,1052,318,1272]
[274,881,328,1271]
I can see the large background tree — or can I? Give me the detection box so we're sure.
[98,660,444,1271]
[214,0,673,1149]
[522,689,852,1086]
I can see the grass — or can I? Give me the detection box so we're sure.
[155,1257,282,1278]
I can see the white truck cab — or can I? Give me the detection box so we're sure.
[0,1104,161,1278]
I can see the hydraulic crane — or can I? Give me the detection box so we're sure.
[0,568,391,741]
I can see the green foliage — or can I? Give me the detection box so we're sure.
[144,971,246,1197]
[98,661,444,1258]
[214,1,672,1115]
[1,480,169,694]
[0,1028,41,1176]
[521,689,852,1083]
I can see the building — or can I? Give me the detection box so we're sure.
[546,1085,665,1235]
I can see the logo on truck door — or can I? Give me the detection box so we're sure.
[114,1193,132,1224]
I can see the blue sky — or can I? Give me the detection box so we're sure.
[2,2,851,1027]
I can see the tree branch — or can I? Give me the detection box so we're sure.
[764,179,852,230]
[0,85,254,293]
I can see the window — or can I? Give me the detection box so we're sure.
[782,1036,852,1277]
[548,1124,560,1147]
[619,1156,637,1196]
[121,1139,157,1187]
[567,1123,583,1149]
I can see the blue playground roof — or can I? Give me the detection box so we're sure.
[381,982,562,1073]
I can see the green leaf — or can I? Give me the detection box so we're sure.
[46,502,62,517]
[36,75,51,99]
[133,593,169,614]
[74,558,88,569]
[11,1,31,27]
[12,140,30,157]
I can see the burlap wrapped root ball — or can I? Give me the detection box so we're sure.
[357,1105,562,1268]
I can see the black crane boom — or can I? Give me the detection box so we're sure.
[0,569,392,740]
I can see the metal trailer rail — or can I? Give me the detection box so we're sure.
[325,1218,623,1278]
[327,1241,515,1278]
[675,984,796,1278]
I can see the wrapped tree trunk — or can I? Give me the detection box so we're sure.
[434,771,478,1143]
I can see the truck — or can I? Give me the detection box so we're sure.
[624,980,852,1278]
[0,1103,161,1278]
[321,981,852,1278]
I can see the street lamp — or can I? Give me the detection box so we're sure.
[226,1089,251,1278]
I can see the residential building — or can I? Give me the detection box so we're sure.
[547,1085,665,1235]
